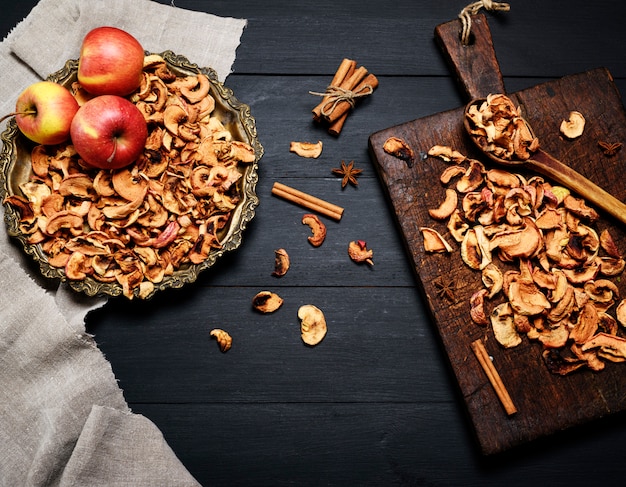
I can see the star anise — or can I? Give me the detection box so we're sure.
[433,276,457,302]
[332,160,362,188]
[598,140,622,156]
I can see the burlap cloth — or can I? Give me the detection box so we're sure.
[0,0,246,485]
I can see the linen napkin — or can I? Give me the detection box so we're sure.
[0,0,247,485]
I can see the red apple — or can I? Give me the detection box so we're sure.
[77,26,145,96]
[13,81,79,145]
[70,95,148,170]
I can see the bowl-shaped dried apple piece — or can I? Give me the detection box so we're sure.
[252,291,283,313]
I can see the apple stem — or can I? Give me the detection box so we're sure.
[107,138,118,164]
[0,110,37,124]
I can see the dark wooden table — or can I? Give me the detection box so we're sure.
[5,1,626,485]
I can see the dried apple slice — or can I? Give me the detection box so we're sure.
[440,165,466,184]
[582,332,626,361]
[559,111,585,139]
[272,248,290,277]
[428,188,458,220]
[298,304,327,346]
[302,213,326,247]
[384,137,415,166]
[65,251,92,280]
[112,168,149,201]
[490,302,522,348]
[456,160,485,193]
[252,291,284,313]
[460,227,491,269]
[600,228,622,258]
[570,302,599,345]
[507,276,551,317]
[210,328,233,353]
[420,227,453,253]
[470,289,489,325]
[482,262,503,298]
[348,240,374,265]
[427,144,465,163]
[489,217,543,261]
[289,140,322,158]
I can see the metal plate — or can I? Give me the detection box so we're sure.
[0,51,263,299]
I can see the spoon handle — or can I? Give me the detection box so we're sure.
[530,150,626,225]
[434,13,505,100]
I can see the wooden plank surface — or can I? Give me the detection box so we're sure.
[5,0,626,485]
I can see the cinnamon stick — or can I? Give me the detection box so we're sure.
[312,58,356,121]
[324,71,378,124]
[470,339,517,416]
[319,66,369,124]
[310,58,378,135]
[271,182,344,221]
[327,111,349,137]
[328,73,378,135]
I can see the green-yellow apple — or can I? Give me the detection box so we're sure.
[77,26,145,96]
[13,81,79,145]
[70,95,148,170]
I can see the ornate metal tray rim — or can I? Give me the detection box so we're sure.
[0,51,263,299]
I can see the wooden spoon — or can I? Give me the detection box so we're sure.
[464,98,626,225]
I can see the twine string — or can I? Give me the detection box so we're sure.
[458,0,510,45]
[309,84,374,117]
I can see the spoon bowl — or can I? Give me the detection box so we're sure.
[464,97,626,226]
[464,98,536,166]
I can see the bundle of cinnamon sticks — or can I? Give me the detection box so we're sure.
[311,58,378,136]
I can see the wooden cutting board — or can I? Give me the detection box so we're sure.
[369,14,626,455]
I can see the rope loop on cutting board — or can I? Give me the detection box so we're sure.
[458,0,510,45]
